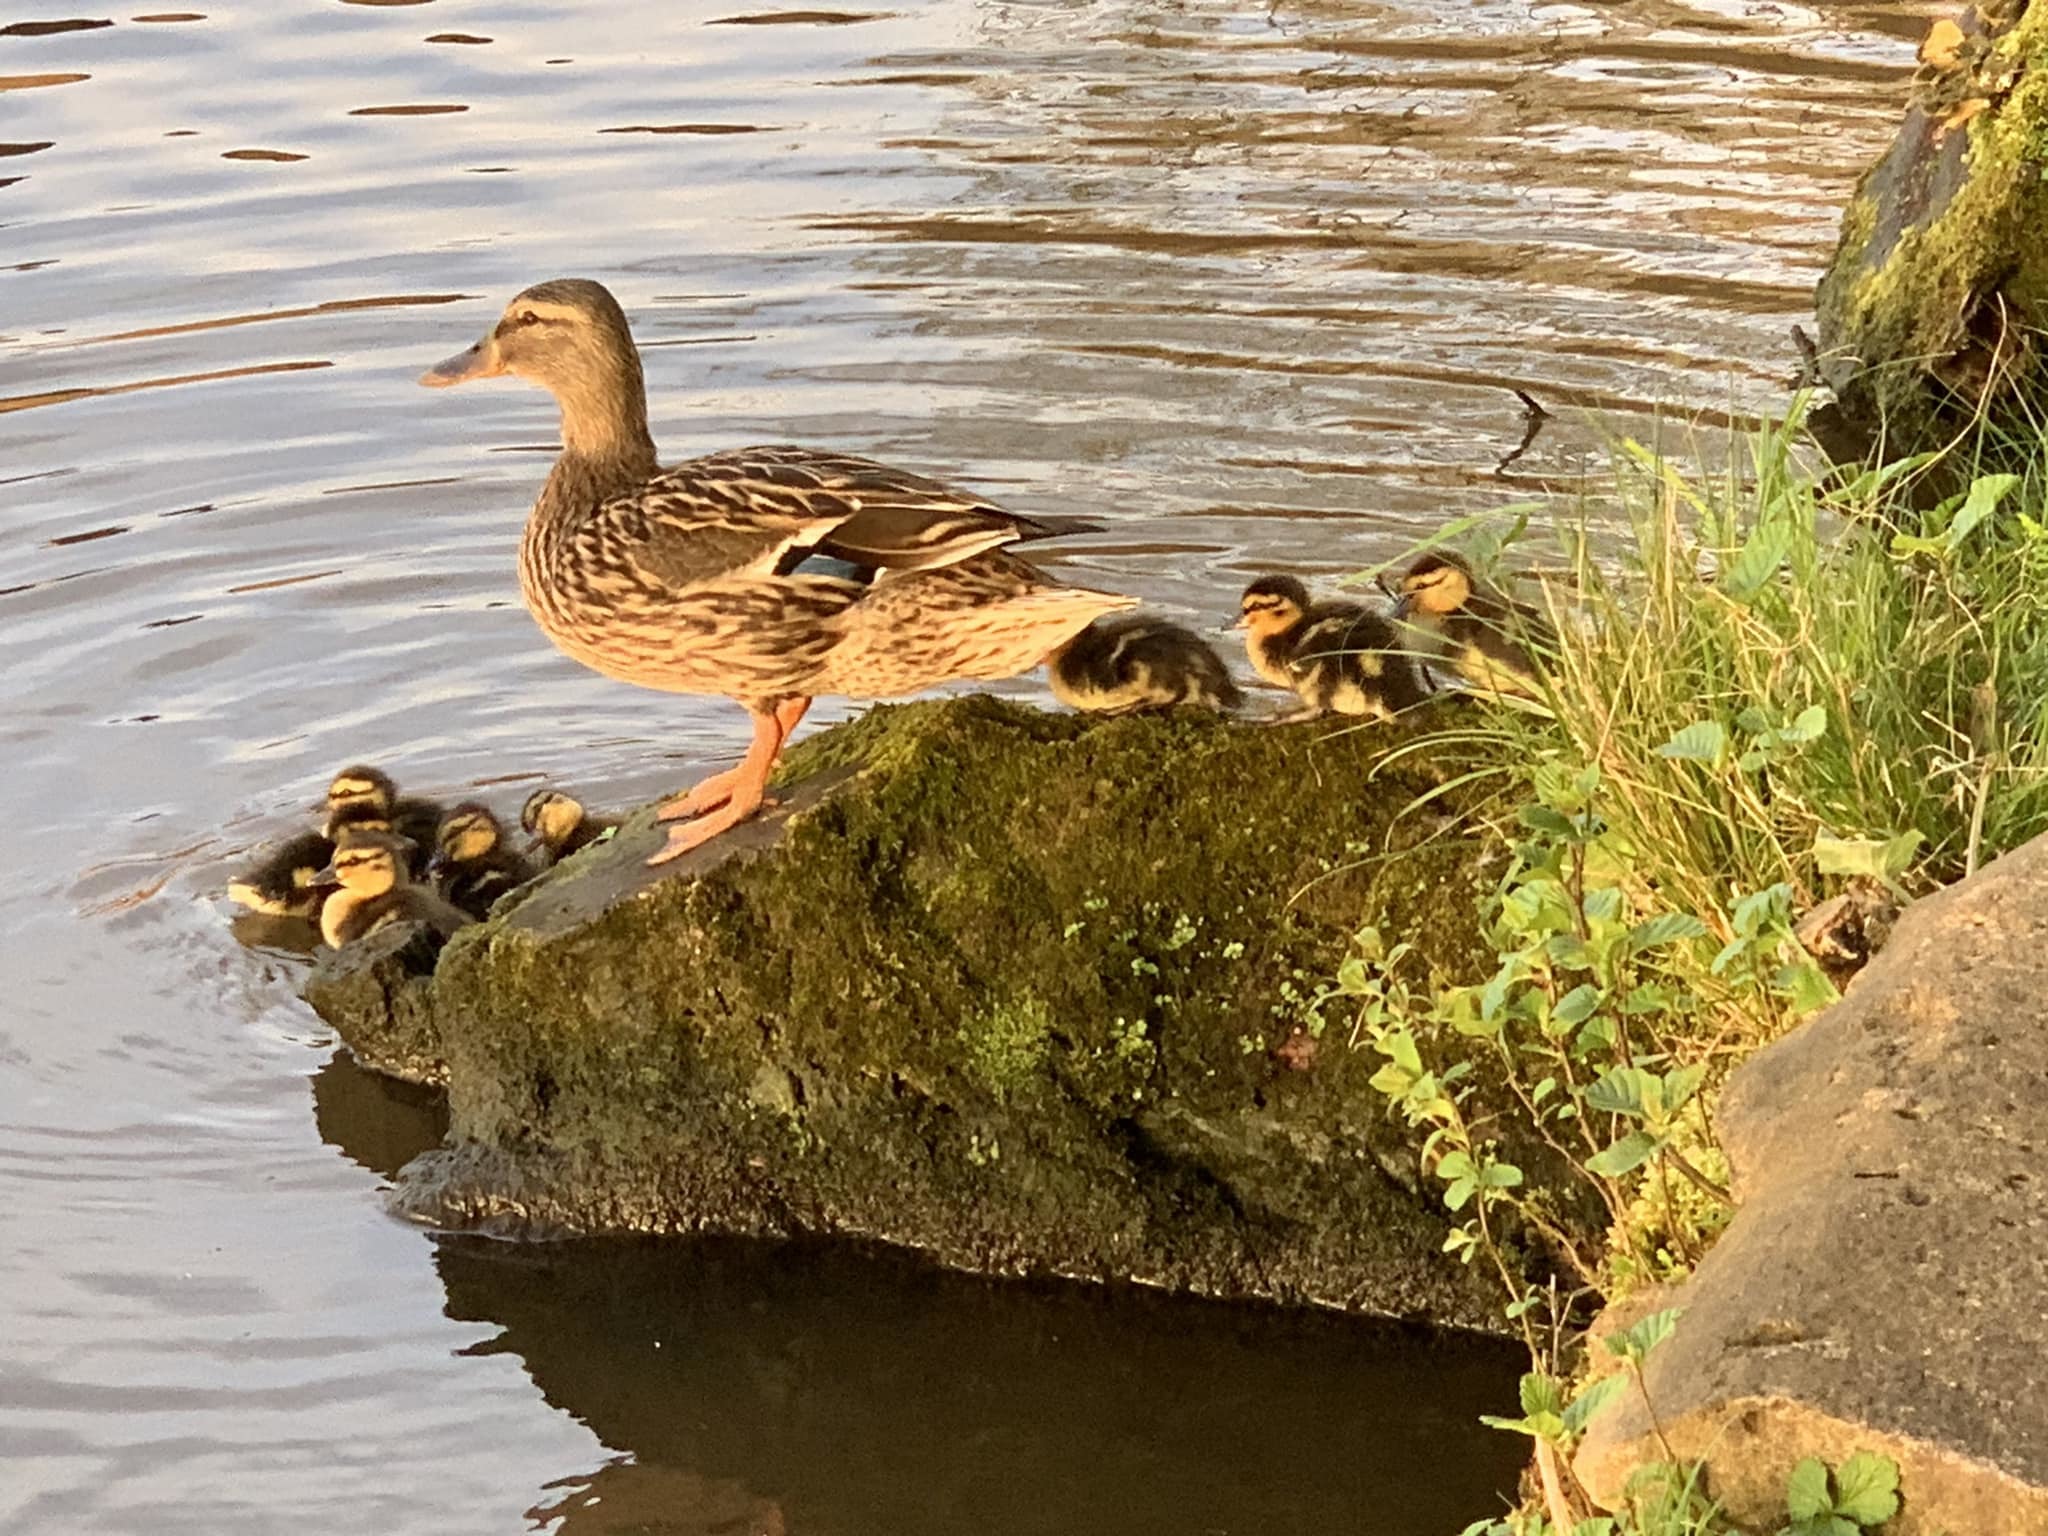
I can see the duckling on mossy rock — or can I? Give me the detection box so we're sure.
[522,788,620,865]
[324,764,446,874]
[1235,575,1427,721]
[427,802,538,920]
[1391,549,1552,697]
[316,831,474,949]
[419,277,1136,867]
[1047,615,1243,714]
[228,828,338,918]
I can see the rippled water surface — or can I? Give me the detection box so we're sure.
[4,1,1924,1531]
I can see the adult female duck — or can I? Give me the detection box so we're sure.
[422,278,1134,864]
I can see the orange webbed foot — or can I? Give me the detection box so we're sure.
[646,795,767,865]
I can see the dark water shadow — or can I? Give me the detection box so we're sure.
[310,1047,448,1177]
[433,1233,1528,1536]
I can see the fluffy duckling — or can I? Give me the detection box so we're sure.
[227,829,339,918]
[1047,615,1244,714]
[1235,576,1427,721]
[426,802,538,920]
[322,764,445,855]
[315,832,475,949]
[1391,550,1552,697]
[521,788,619,865]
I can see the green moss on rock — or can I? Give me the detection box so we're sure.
[1816,0,2048,457]
[304,695,1566,1325]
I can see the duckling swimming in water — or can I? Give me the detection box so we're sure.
[315,831,475,949]
[228,763,425,916]
[521,788,620,865]
[425,802,538,920]
[227,829,338,918]
[1047,615,1244,714]
[1390,549,1552,697]
[1235,575,1428,721]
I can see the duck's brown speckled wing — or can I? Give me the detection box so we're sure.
[701,446,1046,572]
[572,446,1042,590]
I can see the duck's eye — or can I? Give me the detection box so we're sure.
[512,309,540,328]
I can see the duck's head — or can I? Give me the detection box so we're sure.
[1393,551,1476,619]
[521,788,585,854]
[323,764,398,838]
[1235,576,1310,640]
[426,803,505,881]
[312,831,411,899]
[419,279,649,458]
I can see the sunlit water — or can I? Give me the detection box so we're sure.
[3,2,1924,1531]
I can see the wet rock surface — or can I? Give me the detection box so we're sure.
[303,695,1565,1326]
[1575,831,2048,1534]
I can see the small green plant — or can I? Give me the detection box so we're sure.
[1780,1454,1901,1536]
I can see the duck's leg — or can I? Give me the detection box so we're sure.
[647,698,810,866]
[657,697,811,822]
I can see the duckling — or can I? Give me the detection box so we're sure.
[1390,549,1552,697]
[227,829,338,918]
[322,764,445,857]
[425,802,538,920]
[314,831,475,949]
[521,788,620,865]
[1235,575,1428,721]
[1047,615,1245,714]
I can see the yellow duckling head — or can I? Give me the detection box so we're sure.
[323,764,398,838]
[1391,550,1477,620]
[312,831,410,900]
[521,789,585,854]
[1234,575,1311,640]
[427,803,506,880]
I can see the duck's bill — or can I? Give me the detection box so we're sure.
[419,337,504,387]
[309,863,342,888]
[1390,595,1415,620]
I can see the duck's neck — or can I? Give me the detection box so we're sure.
[535,357,660,518]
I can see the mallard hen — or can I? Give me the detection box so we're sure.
[1235,575,1427,721]
[1047,614,1243,714]
[421,278,1135,864]
[1390,549,1551,696]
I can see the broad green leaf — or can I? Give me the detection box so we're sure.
[1946,472,2020,548]
[1585,1066,1652,1117]
[1368,1062,1415,1098]
[1730,883,1792,938]
[1630,911,1709,950]
[1518,1370,1564,1419]
[1655,720,1727,764]
[1479,1161,1524,1190]
[1444,1174,1478,1211]
[1783,704,1828,744]
[1436,1149,1475,1181]
[1553,984,1602,1026]
[1662,1063,1707,1112]
[1613,1306,1682,1362]
[1336,956,1369,995]
[1784,1458,1834,1522]
[1561,1371,1627,1433]
[1519,804,1576,838]
[1719,522,1792,601]
[1582,887,1625,925]
[1586,1130,1659,1177]
[1778,959,1840,1014]
[1813,831,1922,889]
[1832,1452,1901,1525]
[1382,1029,1424,1076]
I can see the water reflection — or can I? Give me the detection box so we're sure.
[436,1236,1528,1536]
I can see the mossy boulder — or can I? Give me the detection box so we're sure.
[303,695,1573,1326]
[1814,0,2048,459]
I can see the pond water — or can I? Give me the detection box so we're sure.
[2,1,1921,1531]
